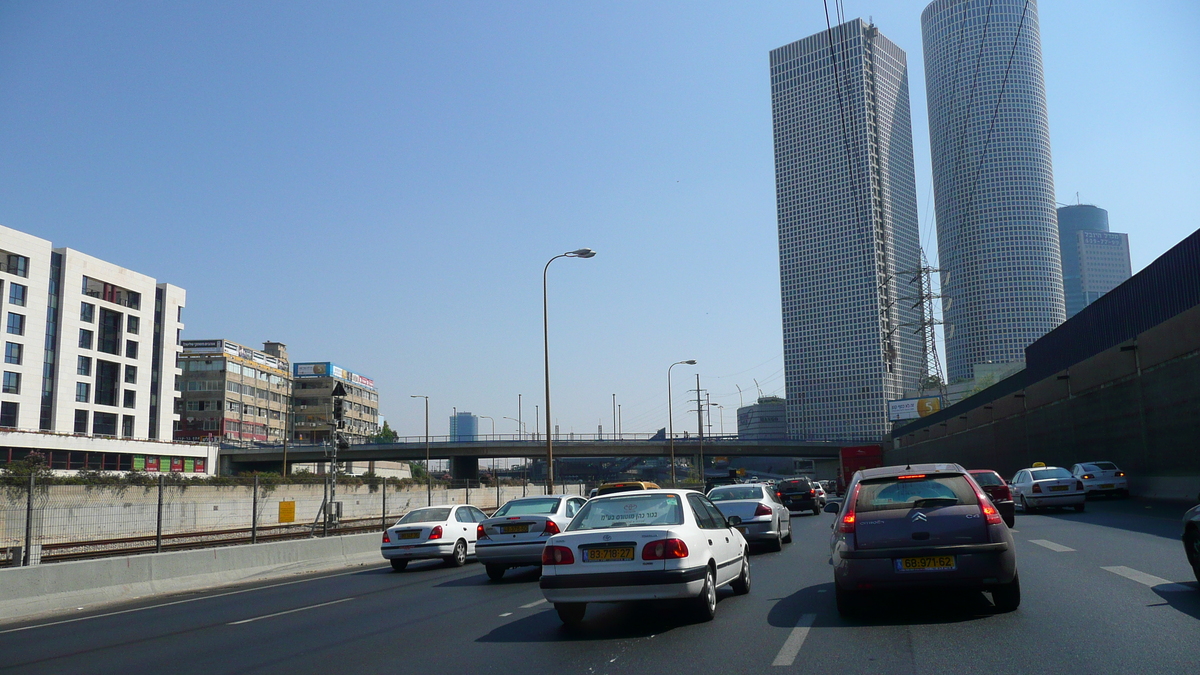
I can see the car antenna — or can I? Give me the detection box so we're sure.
[905,463,912,470]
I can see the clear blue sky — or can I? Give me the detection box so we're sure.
[2,1,1196,440]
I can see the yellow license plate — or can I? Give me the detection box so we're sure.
[895,555,956,572]
[584,547,634,562]
[1050,485,1069,492]
[500,524,529,534]
[399,532,420,540]
[1100,484,1114,489]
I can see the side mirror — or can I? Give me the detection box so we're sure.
[727,515,742,526]
[823,501,841,514]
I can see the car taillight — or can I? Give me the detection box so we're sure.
[641,539,689,560]
[382,531,390,543]
[754,503,773,517]
[1081,473,1094,479]
[477,524,489,540]
[838,484,861,534]
[969,482,1003,526]
[542,519,561,536]
[1116,471,1125,477]
[1076,480,1084,491]
[428,525,443,540]
[1032,483,1043,494]
[541,545,574,565]
[808,489,815,496]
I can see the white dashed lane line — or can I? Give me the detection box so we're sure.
[499,612,513,617]
[227,597,355,625]
[1028,539,1075,552]
[771,613,816,667]
[1102,566,1192,593]
[520,599,548,609]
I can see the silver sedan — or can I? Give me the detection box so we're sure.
[707,483,792,551]
[476,495,589,581]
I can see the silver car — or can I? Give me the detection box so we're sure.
[828,463,1019,616]
[476,495,588,581]
[707,483,792,551]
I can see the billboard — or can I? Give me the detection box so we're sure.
[295,362,332,378]
[294,361,376,390]
[887,397,943,422]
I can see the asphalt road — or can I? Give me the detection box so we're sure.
[1,497,1197,675]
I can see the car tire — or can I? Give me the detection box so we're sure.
[445,539,467,567]
[485,563,505,581]
[390,559,408,572]
[1019,494,1034,514]
[555,602,586,627]
[1183,527,1200,584]
[812,505,820,516]
[782,521,793,544]
[1003,511,1015,529]
[691,567,717,622]
[1074,502,1085,513]
[991,572,1021,612]
[768,529,783,552]
[731,554,751,595]
[835,585,861,617]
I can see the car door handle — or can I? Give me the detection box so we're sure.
[708,540,713,546]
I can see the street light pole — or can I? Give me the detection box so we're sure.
[667,359,697,487]
[411,395,429,506]
[479,415,495,439]
[543,248,596,495]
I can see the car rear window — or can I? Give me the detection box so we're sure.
[855,475,979,513]
[708,486,764,502]
[1030,468,1072,480]
[597,483,648,496]
[970,471,1003,487]
[1094,462,1118,471]
[779,480,810,491]
[492,498,560,517]
[396,507,451,524]
[567,494,684,530]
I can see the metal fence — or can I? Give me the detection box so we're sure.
[0,477,587,567]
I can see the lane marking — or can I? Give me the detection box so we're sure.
[771,613,816,666]
[1028,539,1075,552]
[0,564,389,635]
[1102,566,1192,593]
[499,612,513,617]
[520,599,548,609]
[227,597,355,625]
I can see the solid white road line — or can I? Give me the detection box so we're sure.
[1102,566,1192,592]
[0,564,388,635]
[520,599,548,609]
[227,597,355,625]
[771,613,816,667]
[1028,539,1075,552]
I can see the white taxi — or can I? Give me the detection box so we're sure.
[381,504,488,571]
[1010,466,1086,513]
[539,489,749,626]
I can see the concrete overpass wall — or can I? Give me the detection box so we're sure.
[889,304,1200,500]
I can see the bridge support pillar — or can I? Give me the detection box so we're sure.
[450,456,479,481]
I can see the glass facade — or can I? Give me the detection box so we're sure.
[1056,205,1131,318]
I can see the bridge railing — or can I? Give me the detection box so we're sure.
[223,433,745,450]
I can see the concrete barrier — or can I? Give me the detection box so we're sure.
[0,531,384,623]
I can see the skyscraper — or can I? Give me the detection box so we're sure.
[771,19,924,441]
[922,0,1065,382]
[1057,204,1132,317]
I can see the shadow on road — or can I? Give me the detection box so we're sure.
[1151,582,1200,621]
[434,566,542,587]
[768,582,999,629]
[1022,497,1194,542]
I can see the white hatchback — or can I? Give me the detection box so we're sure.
[381,504,488,571]
[1071,462,1129,498]
[539,489,750,626]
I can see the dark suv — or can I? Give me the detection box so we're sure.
[778,478,821,515]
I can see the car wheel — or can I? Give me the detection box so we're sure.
[835,585,861,617]
[991,572,1021,612]
[1074,502,1085,513]
[768,528,783,552]
[555,602,586,627]
[691,567,717,621]
[485,563,505,581]
[445,539,467,567]
[812,505,820,516]
[1019,494,1034,514]
[1003,511,1015,529]
[731,553,751,595]
[1183,528,1200,584]
[390,559,408,572]
[782,520,793,544]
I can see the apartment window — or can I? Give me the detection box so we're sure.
[127,315,139,335]
[93,411,117,436]
[79,328,93,349]
[74,410,89,434]
[4,342,21,365]
[5,254,28,278]
[124,365,137,384]
[8,284,26,307]
[7,313,24,336]
[125,340,138,359]
[123,390,136,408]
[0,401,17,427]
[81,302,95,323]
[2,371,19,394]
[76,382,90,402]
[78,356,92,376]
[94,360,120,406]
[122,415,134,438]
[97,308,122,355]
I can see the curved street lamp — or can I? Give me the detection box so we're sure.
[410,395,430,506]
[478,415,496,439]
[667,359,697,487]
[543,248,596,494]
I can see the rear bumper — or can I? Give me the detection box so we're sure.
[381,542,455,560]
[541,566,708,603]
[1083,482,1129,496]
[736,519,780,541]
[475,540,546,565]
[1026,493,1085,507]
[782,496,817,511]
[834,543,1016,590]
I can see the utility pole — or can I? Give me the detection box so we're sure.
[518,394,522,441]
[611,394,616,441]
[695,374,704,487]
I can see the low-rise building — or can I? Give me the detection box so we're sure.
[292,362,379,444]
[175,340,292,445]
[737,396,787,440]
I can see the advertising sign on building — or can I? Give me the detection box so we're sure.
[145,455,160,471]
[195,457,207,473]
[171,457,184,472]
[887,397,943,422]
[182,340,223,353]
[295,362,331,378]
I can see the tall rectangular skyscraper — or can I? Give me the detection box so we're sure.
[771,20,925,441]
[1057,204,1132,317]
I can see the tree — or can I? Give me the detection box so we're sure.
[373,420,399,444]
[1,451,53,485]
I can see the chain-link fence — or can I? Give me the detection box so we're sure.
[0,477,587,567]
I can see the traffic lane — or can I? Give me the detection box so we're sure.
[1031,494,1196,541]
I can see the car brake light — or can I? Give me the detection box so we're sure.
[428,525,443,540]
[477,524,489,540]
[897,474,926,480]
[754,503,773,517]
[541,545,574,565]
[382,531,390,543]
[542,519,561,536]
[968,481,1003,526]
[838,484,861,534]
[1032,483,1043,494]
[1081,473,1094,480]
[1075,480,1084,491]
[642,539,689,560]
[1116,472,1125,477]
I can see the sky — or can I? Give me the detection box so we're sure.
[1,1,1196,441]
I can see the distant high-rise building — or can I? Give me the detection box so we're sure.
[449,412,477,441]
[1057,204,1131,318]
[922,0,1065,382]
[771,19,925,441]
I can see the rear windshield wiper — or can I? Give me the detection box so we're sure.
[912,498,959,508]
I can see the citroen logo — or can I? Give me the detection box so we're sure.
[912,512,927,522]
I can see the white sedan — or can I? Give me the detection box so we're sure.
[539,489,750,626]
[381,504,488,571]
[1071,462,1129,498]
[1010,466,1086,513]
